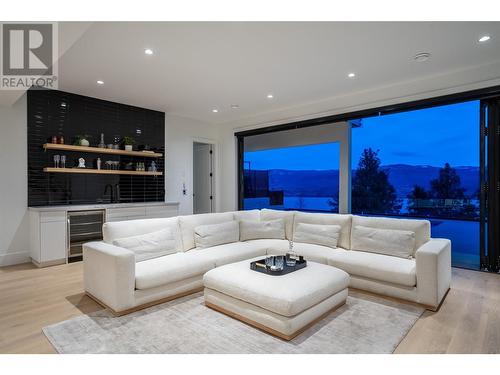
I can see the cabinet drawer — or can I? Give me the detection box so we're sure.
[40,211,66,223]
[106,207,146,219]
[145,205,178,218]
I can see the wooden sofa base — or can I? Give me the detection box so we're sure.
[85,287,204,317]
[349,287,451,312]
[85,286,450,318]
[205,300,345,341]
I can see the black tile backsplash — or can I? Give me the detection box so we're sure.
[28,89,165,206]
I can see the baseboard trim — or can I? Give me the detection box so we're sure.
[86,287,204,316]
[31,258,66,268]
[0,251,30,267]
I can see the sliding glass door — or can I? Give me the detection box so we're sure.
[236,86,500,273]
[242,142,340,212]
[351,101,481,269]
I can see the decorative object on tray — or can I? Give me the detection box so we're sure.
[250,256,307,276]
[77,157,86,168]
[286,240,297,266]
[73,135,90,147]
[122,136,135,151]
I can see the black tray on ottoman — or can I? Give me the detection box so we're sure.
[250,256,307,276]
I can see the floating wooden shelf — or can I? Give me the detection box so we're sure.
[43,168,163,176]
[43,143,163,158]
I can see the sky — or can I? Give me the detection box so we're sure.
[244,100,480,170]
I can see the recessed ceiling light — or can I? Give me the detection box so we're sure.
[479,35,491,43]
[60,102,67,107]
[230,104,240,109]
[267,94,274,99]
[347,72,356,78]
[144,48,154,55]
[96,80,104,85]
[414,52,431,62]
[212,109,219,113]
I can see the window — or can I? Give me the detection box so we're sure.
[243,142,340,212]
[351,100,480,269]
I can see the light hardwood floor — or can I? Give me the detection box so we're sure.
[0,262,499,354]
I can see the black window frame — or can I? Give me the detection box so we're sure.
[235,85,500,273]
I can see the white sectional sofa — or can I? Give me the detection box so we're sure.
[83,209,451,316]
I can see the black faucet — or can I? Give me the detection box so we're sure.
[114,184,120,203]
[104,184,114,203]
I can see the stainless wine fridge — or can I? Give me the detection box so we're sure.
[67,210,105,262]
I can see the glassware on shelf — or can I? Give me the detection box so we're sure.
[53,154,60,168]
[112,135,120,150]
[60,155,66,169]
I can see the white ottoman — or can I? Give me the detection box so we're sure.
[203,257,350,340]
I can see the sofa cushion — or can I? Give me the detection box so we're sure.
[240,219,285,241]
[193,242,267,267]
[203,258,350,316]
[260,209,296,240]
[264,240,343,265]
[178,212,235,251]
[113,227,177,262]
[103,217,182,251]
[135,252,215,290]
[351,215,430,254]
[232,209,260,222]
[194,221,239,249]
[293,222,341,249]
[351,225,415,259]
[293,212,352,249]
[327,249,416,287]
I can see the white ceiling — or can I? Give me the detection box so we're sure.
[10,22,500,124]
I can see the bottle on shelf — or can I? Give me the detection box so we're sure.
[97,158,101,170]
[98,133,106,148]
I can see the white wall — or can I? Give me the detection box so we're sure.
[0,94,29,266]
[165,114,220,215]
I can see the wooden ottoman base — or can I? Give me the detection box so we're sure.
[204,287,348,341]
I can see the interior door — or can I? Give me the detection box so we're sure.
[193,142,213,214]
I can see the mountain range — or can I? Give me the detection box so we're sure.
[266,164,479,198]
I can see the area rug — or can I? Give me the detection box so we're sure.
[43,291,424,354]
